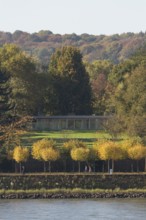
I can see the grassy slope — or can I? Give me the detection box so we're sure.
[21,130,113,147]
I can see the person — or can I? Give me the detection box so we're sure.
[85,165,88,172]
[22,166,25,174]
[88,165,92,172]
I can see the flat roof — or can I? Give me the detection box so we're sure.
[33,115,111,119]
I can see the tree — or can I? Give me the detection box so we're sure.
[128,144,145,172]
[13,146,29,173]
[0,69,12,151]
[62,140,77,171]
[0,44,43,116]
[70,141,89,172]
[97,141,124,172]
[86,60,113,115]
[41,147,60,172]
[109,63,146,139]
[0,70,12,121]
[31,139,60,172]
[48,46,92,115]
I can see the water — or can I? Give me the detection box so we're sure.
[0,198,146,220]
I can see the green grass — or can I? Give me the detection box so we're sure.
[21,130,127,147]
[1,188,146,194]
[23,130,111,139]
[21,130,112,147]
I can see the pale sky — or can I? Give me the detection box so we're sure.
[1,0,146,35]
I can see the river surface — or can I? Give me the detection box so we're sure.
[0,198,146,220]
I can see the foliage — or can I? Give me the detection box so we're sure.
[41,147,60,162]
[97,140,125,171]
[127,144,145,161]
[71,147,90,162]
[0,116,32,152]
[0,70,12,121]
[31,138,60,171]
[13,146,29,163]
[85,60,113,115]
[0,44,43,115]
[48,46,92,115]
[32,139,56,160]
[111,64,146,138]
[0,31,146,64]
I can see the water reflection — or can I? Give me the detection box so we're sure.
[0,198,146,220]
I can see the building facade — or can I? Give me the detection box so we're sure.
[32,115,110,130]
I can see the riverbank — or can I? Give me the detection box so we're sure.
[1,189,146,199]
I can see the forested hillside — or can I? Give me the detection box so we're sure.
[0,30,146,64]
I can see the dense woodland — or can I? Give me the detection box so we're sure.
[0,30,146,172]
[0,30,146,64]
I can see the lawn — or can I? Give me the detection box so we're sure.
[21,130,112,147]
[21,130,126,147]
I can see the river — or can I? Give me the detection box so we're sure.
[0,198,146,220]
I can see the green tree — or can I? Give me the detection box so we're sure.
[48,46,92,115]
[0,70,12,122]
[0,44,42,115]
[112,64,146,138]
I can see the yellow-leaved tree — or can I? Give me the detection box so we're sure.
[142,147,146,172]
[41,147,60,172]
[97,141,124,172]
[120,137,143,172]
[62,140,77,171]
[13,146,29,173]
[128,144,145,172]
[32,139,60,172]
[70,141,89,172]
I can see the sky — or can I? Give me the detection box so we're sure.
[1,0,146,35]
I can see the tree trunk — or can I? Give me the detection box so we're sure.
[136,160,139,172]
[112,160,114,172]
[63,160,67,172]
[44,161,46,172]
[145,157,146,172]
[20,162,21,173]
[108,160,110,172]
[102,161,104,172]
[48,161,51,172]
[131,163,133,172]
[78,161,81,172]
[72,161,75,172]
[93,161,95,172]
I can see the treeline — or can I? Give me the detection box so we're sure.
[0,43,146,162]
[0,30,146,63]
[7,138,146,173]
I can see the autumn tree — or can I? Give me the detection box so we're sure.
[70,141,89,172]
[97,141,124,172]
[41,147,60,172]
[62,140,77,171]
[48,46,92,115]
[128,144,145,172]
[32,139,60,172]
[86,60,113,115]
[13,146,29,173]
